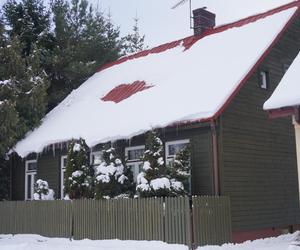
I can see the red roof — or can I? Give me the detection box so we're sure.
[101,81,153,103]
[97,1,300,74]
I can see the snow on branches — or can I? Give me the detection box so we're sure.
[33,179,55,200]
[136,130,190,198]
[64,139,93,199]
[94,147,133,199]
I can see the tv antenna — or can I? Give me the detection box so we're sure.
[171,0,193,30]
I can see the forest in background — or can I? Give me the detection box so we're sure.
[0,0,147,200]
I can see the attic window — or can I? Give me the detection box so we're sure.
[259,70,269,89]
[101,80,153,103]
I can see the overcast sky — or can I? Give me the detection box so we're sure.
[0,0,295,47]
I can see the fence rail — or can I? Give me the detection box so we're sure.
[0,196,231,248]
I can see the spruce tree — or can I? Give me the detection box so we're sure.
[64,139,93,199]
[94,147,133,199]
[136,130,190,197]
[168,145,191,195]
[47,0,123,110]
[136,130,172,197]
[123,17,147,55]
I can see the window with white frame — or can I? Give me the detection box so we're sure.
[61,155,67,199]
[25,160,37,200]
[125,146,145,183]
[90,151,103,166]
[165,139,190,165]
[259,70,269,89]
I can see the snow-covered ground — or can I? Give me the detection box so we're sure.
[198,232,300,250]
[1,232,300,250]
[0,234,187,250]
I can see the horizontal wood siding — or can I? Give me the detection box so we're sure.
[220,14,300,231]
[11,155,25,201]
[37,151,62,199]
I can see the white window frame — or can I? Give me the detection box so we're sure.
[90,151,103,166]
[165,139,190,165]
[259,71,268,89]
[125,145,145,183]
[61,155,67,199]
[25,159,37,200]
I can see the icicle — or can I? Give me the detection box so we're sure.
[52,144,55,157]
[128,138,132,147]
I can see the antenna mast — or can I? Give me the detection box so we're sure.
[172,0,194,30]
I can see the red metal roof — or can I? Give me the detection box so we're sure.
[97,1,300,73]
[101,81,153,103]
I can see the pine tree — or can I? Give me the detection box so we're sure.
[123,17,147,55]
[168,145,191,195]
[3,0,51,56]
[46,0,123,110]
[136,130,172,197]
[94,147,133,199]
[64,139,93,199]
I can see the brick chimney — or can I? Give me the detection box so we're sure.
[193,8,216,36]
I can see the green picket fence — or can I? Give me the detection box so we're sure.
[0,196,231,248]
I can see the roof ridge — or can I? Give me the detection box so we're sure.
[97,0,299,72]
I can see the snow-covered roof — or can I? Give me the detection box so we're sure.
[264,51,300,110]
[14,1,300,157]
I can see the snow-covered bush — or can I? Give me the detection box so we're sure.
[136,130,190,197]
[94,147,133,199]
[33,179,55,200]
[64,139,93,199]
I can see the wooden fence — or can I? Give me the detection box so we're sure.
[0,200,72,237]
[0,196,231,248]
[192,196,232,247]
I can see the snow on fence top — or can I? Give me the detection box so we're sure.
[264,51,300,110]
[13,2,299,157]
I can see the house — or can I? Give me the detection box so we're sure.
[9,1,300,243]
[264,50,300,201]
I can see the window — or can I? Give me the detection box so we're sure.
[61,155,67,199]
[259,70,269,89]
[25,160,37,200]
[90,151,103,166]
[165,139,190,165]
[125,146,145,183]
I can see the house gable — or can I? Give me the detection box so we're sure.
[219,10,300,234]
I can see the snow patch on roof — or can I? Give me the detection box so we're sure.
[264,51,300,110]
[13,6,298,157]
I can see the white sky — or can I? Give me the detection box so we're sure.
[0,0,295,47]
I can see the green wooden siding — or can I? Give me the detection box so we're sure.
[219,14,300,231]
[11,155,25,201]
[37,151,62,198]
